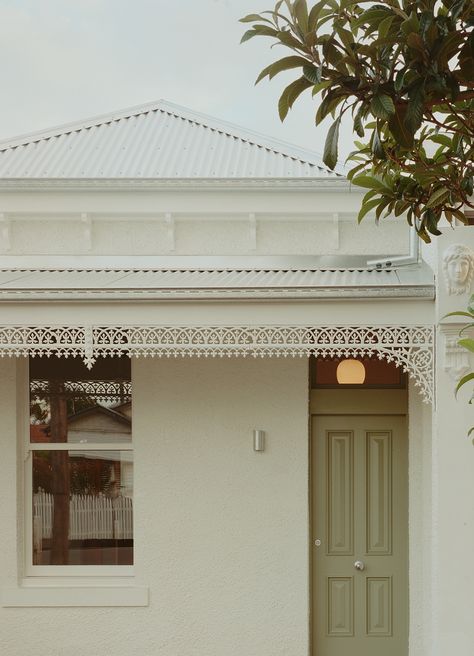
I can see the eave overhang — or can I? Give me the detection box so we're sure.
[0,264,435,302]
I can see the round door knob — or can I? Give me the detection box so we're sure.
[354,560,365,571]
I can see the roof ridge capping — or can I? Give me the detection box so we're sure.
[0,100,166,151]
[0,99,343,176]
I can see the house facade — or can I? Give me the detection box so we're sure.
[0,101,472,656]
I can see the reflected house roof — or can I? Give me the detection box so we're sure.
[30,406,131,445]
[67,405,131,429]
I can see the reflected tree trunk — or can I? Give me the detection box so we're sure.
[50,381,69,565]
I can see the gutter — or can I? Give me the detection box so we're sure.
[367,226,419,269]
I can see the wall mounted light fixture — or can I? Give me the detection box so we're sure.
[253,430,265,452]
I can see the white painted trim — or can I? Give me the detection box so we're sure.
[0,288,435,301]
[0,253,419,269]
[0,178,353,192]
[21,359,135,578]
[28,566,134,577]
[28,443,133,451]
[1,585,148,607]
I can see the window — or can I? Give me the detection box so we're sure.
[26,357,133,576]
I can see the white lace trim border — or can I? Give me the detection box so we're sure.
[0,324,434,404]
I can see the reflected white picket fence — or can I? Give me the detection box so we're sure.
[33,490,133,541]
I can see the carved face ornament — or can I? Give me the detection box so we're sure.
[443,244,474,295]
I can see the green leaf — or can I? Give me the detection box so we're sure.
[315,90,344,125]
[240,30,258,44]
[312,80,332,96]
[278,77,312,121]
[352,8,391,30]
[444,311,474,319]
[455,372,474,396]
[277,29,304,50]
[353,113,364,138]
[425,186,450,208]
[323,117,341,170]
[371,126,385,159]
[358,198,382,223]
[458,338,474,354]
[303,63,322,84]
[240,14,267,23]
[255,56,309,84]
[370,94,395,119]
[376,198,392,222]
[405,84,425,134]
[351,175,389,191]
[294,0,309,33]
[308,0,326,31]
[346,162,366,180]
[394,70,405,92]
[406,32,426,54]
[388,105,414,148]
[430,134,452,148]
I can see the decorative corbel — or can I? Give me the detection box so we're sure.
[442,325,471,382]
[0,213,11,252]
[248,212,257,251]
[81,213,92,251]
[165,212,175,252]
[332,212,340,251]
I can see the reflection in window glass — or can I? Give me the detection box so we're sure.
[29,357,133,567]
[33,451,133,566]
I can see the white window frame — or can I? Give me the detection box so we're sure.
[22,358,134,579]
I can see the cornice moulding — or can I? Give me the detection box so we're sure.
[0,286,435,301]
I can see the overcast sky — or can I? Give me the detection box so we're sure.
[0,0,355,163]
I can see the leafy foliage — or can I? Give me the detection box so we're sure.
[445,294,474,441]
[241,0,474,242]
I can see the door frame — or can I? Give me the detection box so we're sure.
[309,387,409,655]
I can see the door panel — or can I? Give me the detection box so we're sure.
[327,431,353,555]
[312,415,408,656]
[366,431,392,554]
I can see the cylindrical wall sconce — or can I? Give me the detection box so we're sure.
[253,429,265,452]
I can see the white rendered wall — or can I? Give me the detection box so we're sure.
[0,357,310,656]
[408,381,433,656]
[0,355,436,656]
[434,228,474,656]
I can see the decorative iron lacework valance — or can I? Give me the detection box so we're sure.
[0,325,434,404]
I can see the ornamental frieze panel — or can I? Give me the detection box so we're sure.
[0,324,434,404]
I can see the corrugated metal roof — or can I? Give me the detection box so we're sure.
[0,100,340,179]
[0,266,434,300]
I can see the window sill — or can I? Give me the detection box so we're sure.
[1,584,149,607]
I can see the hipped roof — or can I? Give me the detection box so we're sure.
[0,100,341,180]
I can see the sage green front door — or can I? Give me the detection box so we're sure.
[311,414,408,656]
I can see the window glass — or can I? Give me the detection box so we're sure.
[33,451,133,566]
[29,357,133,568]
[30,358,132,444]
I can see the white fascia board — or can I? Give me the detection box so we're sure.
[0,177,355,192]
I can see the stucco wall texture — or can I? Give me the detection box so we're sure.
[0,357,310,656]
